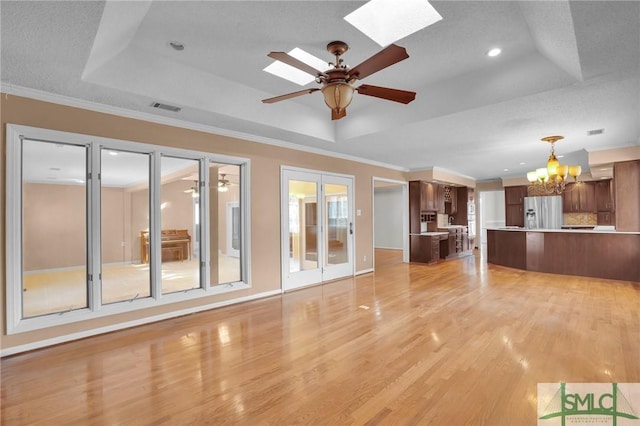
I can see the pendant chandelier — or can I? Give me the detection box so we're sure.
[526,136,581,196]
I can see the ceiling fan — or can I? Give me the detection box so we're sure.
[218,174,230,192]
[184,181,199,198]
[262,41,416,120]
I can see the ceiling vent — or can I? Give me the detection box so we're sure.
[150,102,181,112]
[587,128,604,136]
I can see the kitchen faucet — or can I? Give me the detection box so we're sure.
[448,216,454,225]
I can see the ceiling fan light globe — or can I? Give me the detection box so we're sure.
[321,82,355,111]
[218,185,229,193]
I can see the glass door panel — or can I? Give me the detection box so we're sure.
[21,139,88,317]
[322,177,353,281]
[281,170,322,290]
[100,149,151,304]
[160,157,201,294]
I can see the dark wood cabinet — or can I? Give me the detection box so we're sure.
[411,181,444,213]
[409,181,422,234]
[595,179,615,225]
[436,184,445,213]
[597,211,614,225]
[505,186,528,205]
[504,186,528,227]
[562,183,577,212]
[595,179,614,211]
[563,182,596,213]
[410,235,439,263]
[420,182,438,212]
[506,204,524,227]
[579,182,596,212]
[614,160,640,232]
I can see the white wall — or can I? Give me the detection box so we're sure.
[374,186,403,249]
[479,190,505,247]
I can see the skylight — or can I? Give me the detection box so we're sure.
[263,48,328,86]
[344,0,443,47]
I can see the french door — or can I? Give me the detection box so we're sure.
[281,168,354,291]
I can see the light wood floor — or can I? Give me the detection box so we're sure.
[2,249,639,425]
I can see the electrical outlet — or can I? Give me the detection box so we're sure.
[363,255,367,262]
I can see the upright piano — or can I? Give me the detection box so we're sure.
[140,229,191,263]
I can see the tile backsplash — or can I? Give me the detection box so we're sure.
[564,212,597,225]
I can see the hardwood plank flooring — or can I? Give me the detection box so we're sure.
[2,249,639,425]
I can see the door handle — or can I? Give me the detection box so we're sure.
[349,222,353,235]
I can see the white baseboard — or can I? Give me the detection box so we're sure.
[0,289,281,357]
[355,268,374,276]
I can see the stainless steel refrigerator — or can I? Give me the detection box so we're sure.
[523,196,563,229]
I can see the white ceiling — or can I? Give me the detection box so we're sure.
[2,1,639,182]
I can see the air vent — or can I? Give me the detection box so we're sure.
[150,102,181,112]
[587,128,604,136]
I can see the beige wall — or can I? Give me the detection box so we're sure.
[22,183,87,271]
[0,93,407,351]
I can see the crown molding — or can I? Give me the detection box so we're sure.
[1,83,409,172]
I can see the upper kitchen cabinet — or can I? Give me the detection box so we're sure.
[419,181,444,212]
[595,179,614,212]
[504,186,528,227]
[614,160,640,232]
[505,185,528,205]
[563,182,596,213]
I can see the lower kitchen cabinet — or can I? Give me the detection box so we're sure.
[410,235,440,264]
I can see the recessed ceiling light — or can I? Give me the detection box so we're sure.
[263,48,327,86]
[519,162,525,165]
[344,0,443,47]
[109,151,118,156]
[557,155,564,158]
[487,48,502,57]
[503,168,509,172]
[168,41,184,51]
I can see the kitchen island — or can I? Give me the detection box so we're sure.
[487,228,640,282]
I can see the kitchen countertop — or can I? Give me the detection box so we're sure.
[409,232,449,236]
[488,227,640,235]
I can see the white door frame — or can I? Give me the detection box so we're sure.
[281,166,355,291]
[372,177,409,266]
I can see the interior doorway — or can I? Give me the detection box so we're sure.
[372,178,409,267]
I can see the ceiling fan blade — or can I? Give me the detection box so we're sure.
[349,44,409,80]
[356,84,416,104]
[331,108,347,120]
[267,52,327,77]
[262,88,320,104]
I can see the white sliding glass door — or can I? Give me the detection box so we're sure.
[281,168,354,291]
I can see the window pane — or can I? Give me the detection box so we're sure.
[288,180,318,273]
[210,164,242,284]
[101,149,151,304]
[22,140,87,317]
[161,157,200,294]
